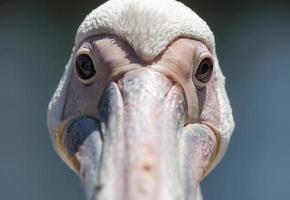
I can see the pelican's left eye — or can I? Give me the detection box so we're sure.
[195,58,213,83]
[75,54,96,80]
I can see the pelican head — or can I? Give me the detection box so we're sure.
[47,0,234,199]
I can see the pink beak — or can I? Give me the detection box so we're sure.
[65,69,217,200]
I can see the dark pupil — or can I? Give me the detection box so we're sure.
[196,58,213,83]
[201,64,209,74]
[76,54,96,80]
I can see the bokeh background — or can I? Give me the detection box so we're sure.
[1,0,290,199]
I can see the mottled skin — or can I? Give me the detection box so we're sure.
[57,35,220,200]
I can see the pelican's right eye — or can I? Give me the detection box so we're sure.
[75,54,96,81]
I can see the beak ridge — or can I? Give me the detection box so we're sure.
[72,69,216,200]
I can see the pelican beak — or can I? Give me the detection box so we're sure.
[65,68,216,200]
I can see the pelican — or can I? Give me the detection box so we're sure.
[47,0,235,199]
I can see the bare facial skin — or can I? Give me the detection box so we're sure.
[64,36,216,122]
[57,35,220,200]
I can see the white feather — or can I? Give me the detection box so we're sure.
[76,0,215,61]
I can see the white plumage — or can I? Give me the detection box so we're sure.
[76,0,215,61]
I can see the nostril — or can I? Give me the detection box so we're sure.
[65,117,100,155]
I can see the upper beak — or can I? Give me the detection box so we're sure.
[66,68,217,200]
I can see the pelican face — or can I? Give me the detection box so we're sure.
[47,1,234,200]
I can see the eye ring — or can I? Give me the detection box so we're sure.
[75,54,96,84]
[193,56,214,88]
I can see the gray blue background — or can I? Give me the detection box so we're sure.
[1,0,290,199]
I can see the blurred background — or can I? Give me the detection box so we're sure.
[0,0,290,199]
